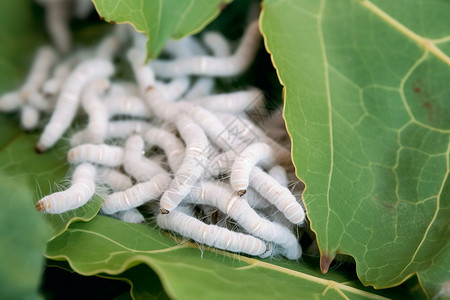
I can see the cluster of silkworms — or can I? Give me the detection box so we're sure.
[0,17,306,260]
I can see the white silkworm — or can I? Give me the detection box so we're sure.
[153,77,190,102]
[163,36,206,58]
[127,48,154,93]
[157,208,271,257]
[190,88,264,114]
[249,167,305,225]
[205,150,237,178]
[67,144,124,167]
[96,167,133,192]
[144,127,185,172]
[187,181,302,259]
[36,0,72,54]
[42,56,77,96]
[73,0,94,19]
[202,31,231,57]
[95,25,129,60]
[268,165,288,187]
[183,77,215,100]
[123,135,167,182]
[159,115,209,214]
[230,143,276,196]
[70,120,153,146]
[36,58,114,152]
[0,92,22,112]
[36,163,96,213]
[219,114,292,166]
[81,78,110,144]
[105,94,152,118]
[102,172,171,214]
[117,208,145,224]
[20,104,40,131]
[151,21,261,78]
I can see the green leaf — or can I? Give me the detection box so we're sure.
[260,0,450,297]
[92,0,232,59]
[46,215,423,299]
[0,173,51,299]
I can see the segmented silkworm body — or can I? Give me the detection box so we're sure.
[144,128,185,172]
[123,135,167,182]
[230,143,276,195]
[159,116,209,213]
[202,31,231,57]
[67,144,124,167]
[42,57,77,96]
[36,163,96,213]
[151,21,261,78]
[118,208,145,224]
[0,92,22,112]
[249,167,305,225]
[187,181,302,259]
[96,167,133,192]
[20,104,40,130]
[191,89,264,114]
[95,25,128,60]
[105,95,152,118]
[127,48,154,92]
[102,173,171,214]
[37,59,115,152]
[153,77,191,102]
[81,78,110,144]
[21,46,58,94]
[158,208,271,257]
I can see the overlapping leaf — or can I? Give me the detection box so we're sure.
[260,0,450,297]
[92,0,232,59]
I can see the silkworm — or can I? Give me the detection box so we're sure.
[96,167,133,192]
[219,114,292,165]
[81,78,110,144]
[117,208,145,224]
[104,94,152,118]
[159,115,209,214]
[230,143,276,196]
[28,91,51,112]
[163,36,206,58]
[249,167,305,225]
[73,0,94,19]
[205,150,237,178]
[95,25,129,60]
[70,120,153,147]
[20,104,40,131]
[153,77,190,102]
[102,172,171,214]
[123,135,167,182]
[190,88,264,114]
[157,208,271,257]
[127,48,154,93]
[202,31,231,57]
[183,77,215,100]
[187,181,302,259]
[36,163,96,213]
[0,92,23,112]
[145,88,190,122]
[36,58,114,152]
[144,127,185,172]
[42,56,78,96]
[67,144,124,167]
[36,0,72,54]
[151,21,261,78]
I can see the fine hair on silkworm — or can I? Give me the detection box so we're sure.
[144,127,185,172]
[151,21,261,78]
[157,208,271,258]
[117,208,145,224]
[81,77,110,144]
[70,120,154,147]
[230,143,276,196]
[36,163,96,213]
[189,88,264,114]
[67,144,124,167]
[159,115,209,213]
[249,167,305,225]
[123,135,167,182]
[102,172,171,214]
[36,58,115,152]
[96,167,133,192]
[186,181,302,259]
